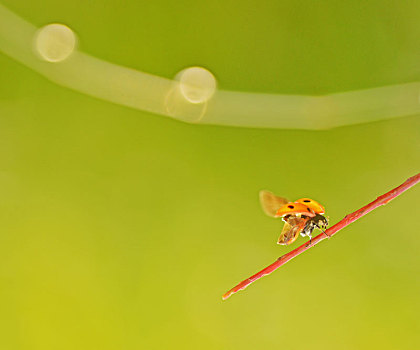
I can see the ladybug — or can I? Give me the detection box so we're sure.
[259,191,329,245]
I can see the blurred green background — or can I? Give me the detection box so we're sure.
[1,1,419,349]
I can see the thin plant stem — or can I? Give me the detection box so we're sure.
[222,173,420,300]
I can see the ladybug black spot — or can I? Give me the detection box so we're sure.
[288,205,294,209]
[303,200,311,203]
[307,207,311,212]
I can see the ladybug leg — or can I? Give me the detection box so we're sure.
[321,228,330,239]
[305,234,313,247]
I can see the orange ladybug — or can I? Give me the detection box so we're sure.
[259,191,329,245]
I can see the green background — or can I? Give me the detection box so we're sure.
[1,1,419,349]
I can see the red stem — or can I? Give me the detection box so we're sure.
[222,173,420,300]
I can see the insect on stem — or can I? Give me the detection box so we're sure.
[222,173,420,300]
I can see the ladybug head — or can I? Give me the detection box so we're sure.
[313,214,329,228]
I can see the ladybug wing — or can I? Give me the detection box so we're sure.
[259,190,289,217]
[275,202,316,218]
[277,216,308,245]
[295,198,325,215]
